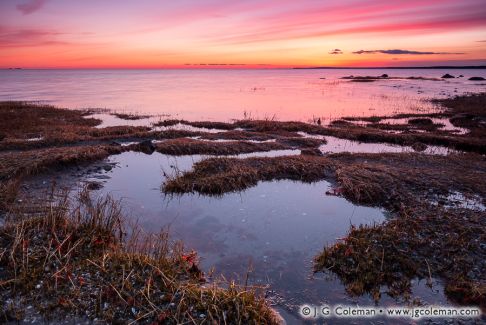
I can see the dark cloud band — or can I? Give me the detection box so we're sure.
[352,49,464,55]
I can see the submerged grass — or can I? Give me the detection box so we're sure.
[0,189,280,324]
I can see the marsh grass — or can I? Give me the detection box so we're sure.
[314,204,486,307]
[0,188,280,324]
[162,151,486,307]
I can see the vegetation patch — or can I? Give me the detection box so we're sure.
[162,151,486,306]
[0,190,280,324]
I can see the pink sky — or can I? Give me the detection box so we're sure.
[0,0,485,68]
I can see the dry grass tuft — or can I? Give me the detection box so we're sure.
[153,138,291,156]
[164,155,335,195]
[0,145,124,181]
[0,189,280,324]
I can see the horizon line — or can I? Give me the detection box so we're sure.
[2,65,486,70]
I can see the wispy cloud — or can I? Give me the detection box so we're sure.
[352,49,465,55]
[0,27,65,48]
[17,0,47,15]
[329,49,343,54]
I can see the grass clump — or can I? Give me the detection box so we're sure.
[0,190,281,324]
[314,204,486,307]
[153,138,291,156]
[0,145,124,181]
[164,155,335,195]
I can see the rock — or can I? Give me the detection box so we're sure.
[458,75,464,78]
[441,74,455,79]
[102,165,112,172]
[468,76,485,81]
[411,142,427,152]
[138,139,155,154]
[381,74,389,78]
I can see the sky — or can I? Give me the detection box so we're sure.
[0,0,485,68]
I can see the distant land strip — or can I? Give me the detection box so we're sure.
[294,66,486,69]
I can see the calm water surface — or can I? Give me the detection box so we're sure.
[1,68,485,121]
[82,151,450,324]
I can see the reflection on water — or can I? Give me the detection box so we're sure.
[296,132,454,155]
[85,151,450,322]
[1,69,485,121]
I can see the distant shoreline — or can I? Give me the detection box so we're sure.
[294,66,486,69]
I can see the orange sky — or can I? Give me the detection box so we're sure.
[1,0,485,68]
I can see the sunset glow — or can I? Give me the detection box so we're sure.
[1,0,485,68]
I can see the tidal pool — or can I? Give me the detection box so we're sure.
[79,151,451,323]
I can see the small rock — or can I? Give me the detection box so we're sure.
[468,76,485,81]
[381,74,389,78]
[441,73,455,79]
[138,140,156,154]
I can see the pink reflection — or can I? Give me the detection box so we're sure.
[1,69,485,121]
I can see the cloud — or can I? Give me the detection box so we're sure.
[477,40,486,42]
[16,0,47,15]
[352,49,465,55]
[329,48,343,54]
[0,28,65,48]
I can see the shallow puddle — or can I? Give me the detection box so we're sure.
[297,132,453,155]
[152,123,229,134]
[79,151,452,322]
[86,113,158,128]
[320,136,452,155]
[368,117,469,134]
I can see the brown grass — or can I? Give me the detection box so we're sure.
[0,101,100,140]
[152,138,297,156]
[0,189,280,324]
[112,112,150,120]
[314,204,486,307]
[163,152,486,205]
[164,155,335,195]
[3,95,485,155]
[0,145,124,181]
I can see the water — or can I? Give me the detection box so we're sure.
[1,69,485,121]
[80,151,451,323]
